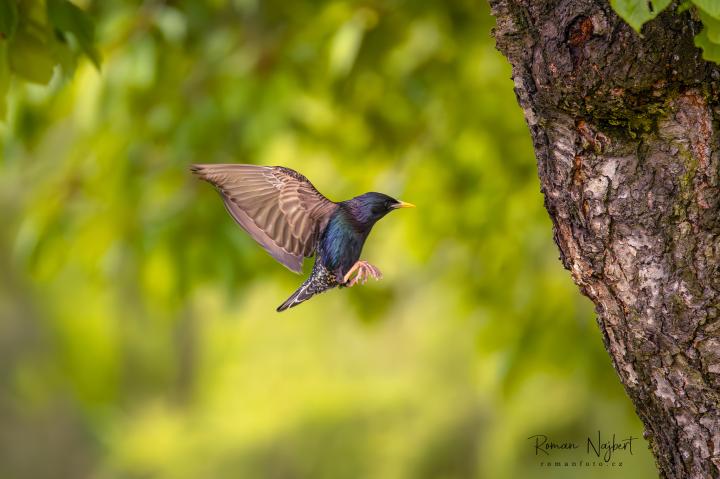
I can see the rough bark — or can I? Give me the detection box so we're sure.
[489,1,720,478]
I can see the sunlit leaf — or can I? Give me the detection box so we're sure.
[694,28,720,63]
[697,8,720,43]
[692,0,720,18]
[677,0,693,13]
[610,0,672,31]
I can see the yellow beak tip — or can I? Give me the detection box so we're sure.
[396,201,416,209]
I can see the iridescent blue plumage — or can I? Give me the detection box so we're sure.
[276,192,411,311]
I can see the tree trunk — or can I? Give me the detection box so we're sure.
[489,1,720,477]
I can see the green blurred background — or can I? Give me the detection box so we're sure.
[0,0,657,478]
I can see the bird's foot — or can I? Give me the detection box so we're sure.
[343,260,383,287]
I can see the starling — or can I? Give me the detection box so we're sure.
[191,164,414,311]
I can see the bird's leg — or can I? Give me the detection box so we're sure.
[342,260,383,287]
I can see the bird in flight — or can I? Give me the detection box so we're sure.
[191,164,415,311]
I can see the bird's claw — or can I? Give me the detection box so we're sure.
[343,260,383,287]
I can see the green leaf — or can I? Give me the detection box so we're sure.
[46,0,100,68]
[8,29,56,84]
[0,0,18,40]
[0,43,10,119]
[692,0,720,18]
[677,0,693,13]
[694,28,720,63]
[610,0,672,31]
[697,8,720,43]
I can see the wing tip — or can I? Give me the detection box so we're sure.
[190,163,272,180]
[190,164,207,178]
[285,263,304,274]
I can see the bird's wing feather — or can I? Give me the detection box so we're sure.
[191,164,337,273]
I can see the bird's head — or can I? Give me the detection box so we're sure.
[345,192,415,226]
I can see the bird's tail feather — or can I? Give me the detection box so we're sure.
[277,280,318,312]
[277,263,338,312]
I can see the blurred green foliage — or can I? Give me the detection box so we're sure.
[0,1,656,478]
[0,0,99,117]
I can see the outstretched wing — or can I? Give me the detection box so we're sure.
[191,164,337,273]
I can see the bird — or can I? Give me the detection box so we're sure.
[190,164,415,311]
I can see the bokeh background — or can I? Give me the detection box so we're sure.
[0,1,657,478]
